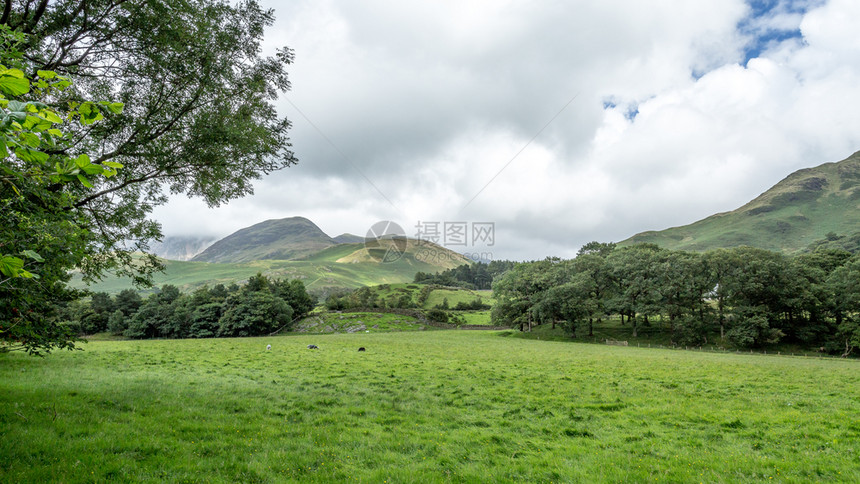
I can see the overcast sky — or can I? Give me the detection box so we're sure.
[153,0,860,261]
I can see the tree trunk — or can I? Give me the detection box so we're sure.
[588,317,593,337]
[632,315,638,338]
[718,298,725,340]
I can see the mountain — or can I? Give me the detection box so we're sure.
[622,150,860,253]
[73,216,474,296]
[73,236,472,298]
[333,233,366,244]
[149,236,217,261]
[192,217,337,263]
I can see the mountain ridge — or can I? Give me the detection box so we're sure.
[621,150,860,253]
[192,216,337,263]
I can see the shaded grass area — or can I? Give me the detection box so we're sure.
[2,332,859,482]
[455,310,493,325]
[423,288,493,310]
[513,316,854,357]
[295,311,430,333]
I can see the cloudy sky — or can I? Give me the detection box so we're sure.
[153,0,860,261]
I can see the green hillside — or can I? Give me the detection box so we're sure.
[72,239,472,297]
[332,233,366,244]
[192,216,337,263]
[623,150,860,253]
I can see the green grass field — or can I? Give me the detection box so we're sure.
[3,332,859,482]
[423,287,493,310]
[295,312,430,333]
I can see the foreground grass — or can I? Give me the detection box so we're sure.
[1,332,859,483]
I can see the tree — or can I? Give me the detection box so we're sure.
[532,273,597,337]
[572,252,614,336]
[218,291,292,337]
[1,1,297,353]
[0,26,126,353]
[826,257,860,356]
[658,251,712,344]
[492,259,567,331]
[114,288,142,316]
[577,241,616,258]
[703,248,741,341]
[606,244,666,338]
[272,278,315,318]
[718,247,789,348]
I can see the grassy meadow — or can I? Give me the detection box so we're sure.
[2,331,859,483]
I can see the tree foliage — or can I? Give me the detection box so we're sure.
[0,1,297,353]
[492,242,860,354]
[72,274,313,340]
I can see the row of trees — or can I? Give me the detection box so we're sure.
[414,261,516,290]
[492,243,860,355]
[65,274,315,339]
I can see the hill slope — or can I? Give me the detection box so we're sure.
[192,217,337,263]
[333,233,366,244]
[73,239,472,297]
[622,151,860,253]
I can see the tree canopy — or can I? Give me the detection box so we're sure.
[492,242,860,356]
[0,1,297,353]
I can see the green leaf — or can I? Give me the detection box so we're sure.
[25,115,52,131]
[0,68,25,79]
[76,173,93,188]
[81,163,104,175]
[7,100,26,112]
[78,102,94,116]
[41,132,55,147]
[22,250,44,262]
[36,70,57,80]
[41,110,63,123]
[0,255,24,277]
[74,154,91,168]
[102,161,124,169]
[108,102,124,114]
[0,74,29,96]
[80,113,104,125]
[14,147,49,163]
[20,132,40,148]
[47,128,63,137]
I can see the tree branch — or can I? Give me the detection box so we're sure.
[22,0,48,34]
[0,0,11,26]
[72,169,165,208]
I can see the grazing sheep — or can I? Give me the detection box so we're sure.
[358,347,366,352]
[307,344,319,350]
[266,344,271,351]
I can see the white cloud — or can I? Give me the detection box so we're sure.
[154,0,860,260]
